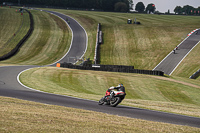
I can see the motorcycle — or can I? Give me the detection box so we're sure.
[98,90,126,107]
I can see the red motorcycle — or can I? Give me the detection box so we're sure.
[98,90,126,107]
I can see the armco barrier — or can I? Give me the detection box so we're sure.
[0,9,33,61]
[59,63,164,76]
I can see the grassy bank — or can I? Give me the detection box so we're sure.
[0,9,71,65]
[1,8,199,77]
[49,9,200,75]
[20,67,200,117]
[1,96,200,133]
[0,7,30,57]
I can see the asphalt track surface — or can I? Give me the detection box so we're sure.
[154,30,200,75]
[0,10,200,128]
[43,10,87,65]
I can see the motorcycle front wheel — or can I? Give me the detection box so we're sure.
[110,97,121,107]
[98,97,105,105]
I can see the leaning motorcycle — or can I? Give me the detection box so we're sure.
[98,90,126,107]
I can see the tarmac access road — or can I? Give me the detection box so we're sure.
[154,30,200,75]
[0,10,200,128]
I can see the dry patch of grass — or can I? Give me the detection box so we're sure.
[1,96,200,133]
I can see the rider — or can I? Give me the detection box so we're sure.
[105,83,125,99]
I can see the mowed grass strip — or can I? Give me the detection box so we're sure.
[0,7,20,47]
[0,10,71,65]
[0,7,29,56]
[1,96,200,133]
[20,67,200,117]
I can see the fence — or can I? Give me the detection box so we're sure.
[58,63,164,76]
[0,9,33,60]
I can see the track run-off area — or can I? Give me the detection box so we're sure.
[0,9,200,128]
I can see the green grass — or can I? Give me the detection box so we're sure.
[0,9,71,65]
[20,67,200,117]
[44,9,200,78]
[1,8,200,131]
[1,96,200,133]
[0,7,30,57]
[1,8,199,77]
[47,9,200,71]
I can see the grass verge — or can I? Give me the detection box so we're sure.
[0,7,30,57]
[1,96,200,132]
[20,67,200,117]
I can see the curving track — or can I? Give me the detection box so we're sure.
[0,10,200,128]
[154,29,200,75]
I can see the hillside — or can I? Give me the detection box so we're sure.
[0,7,200,131]
[48,9,200,78]
[0,9,71,65]
[0,7,30,57]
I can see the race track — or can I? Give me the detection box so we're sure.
[0,10,200,128]
[154,30,200,75]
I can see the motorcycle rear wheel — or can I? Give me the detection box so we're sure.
[98,97,105,105]
[110,97,121,107]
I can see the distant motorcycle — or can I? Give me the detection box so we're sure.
[98,90,126,107]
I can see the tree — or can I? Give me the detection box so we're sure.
[135,2,145,13]
[102,0,115,11]
[128,0,133,10]
[182,5,194,15]
[114,2,128,12]
[146,3,156,14]
[197,7,200,15]
[174,6,182,14]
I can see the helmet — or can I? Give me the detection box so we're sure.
[118,84,123,87]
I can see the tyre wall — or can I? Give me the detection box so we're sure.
[58,63,164,76]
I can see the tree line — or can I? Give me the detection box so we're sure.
[174,5,200,15]
[135,1,200,15]
[135,2,155,14]
[2,0,133,12]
